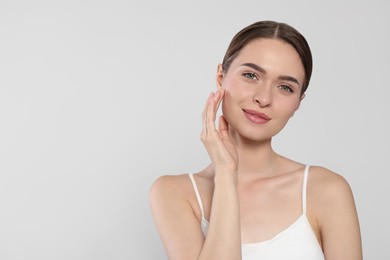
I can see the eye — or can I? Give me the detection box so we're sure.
[278,84,294,93]
[242,72,258,80]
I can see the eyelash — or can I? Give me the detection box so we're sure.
[242,72,258,80]
[278,84,294,93]
[242,72,295,93]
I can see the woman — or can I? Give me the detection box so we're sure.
[150,21,362,259]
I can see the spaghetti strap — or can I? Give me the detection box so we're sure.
[302,165,310,215]
[188,174,205,221]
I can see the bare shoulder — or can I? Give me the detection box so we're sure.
[308,167,359,235]
[308,168,362,258]
[149,174,192,203]
[308,166,354,201]
[149,173,207,258]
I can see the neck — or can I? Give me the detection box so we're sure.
[230,130,279,178]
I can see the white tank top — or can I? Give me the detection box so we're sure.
[189,165,325,260]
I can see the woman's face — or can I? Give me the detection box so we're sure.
[217,38,306,142]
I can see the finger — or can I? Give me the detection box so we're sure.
[202,92,214,135]
[202,92,214,120]
[211,89,224,122]
[218,115,230,141]
[215,89,225,113]
[206,91,220,133]
[202,92,214,116]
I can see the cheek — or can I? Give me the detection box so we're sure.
[221,77,255,118]
[223,74,248,92]
[221,87,250,123]
[275,98,300,118]
[221,92,231,115]
[221,89,238,121]
[222,75,252,102]
[221,77,237,114]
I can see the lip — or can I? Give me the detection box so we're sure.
[243,109,271,124]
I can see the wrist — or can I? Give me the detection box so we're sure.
[214,169,238,184]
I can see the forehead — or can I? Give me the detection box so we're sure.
[230,39,305,82]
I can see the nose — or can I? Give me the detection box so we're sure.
[253,86,272,107]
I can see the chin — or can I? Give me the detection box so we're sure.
[229,119,287,143]
[228,124,274,143]
[242,131,274,143]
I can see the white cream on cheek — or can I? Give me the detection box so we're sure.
[225,73,253,94]
[221,72,252,117]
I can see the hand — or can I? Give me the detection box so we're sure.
[201,89,238,174]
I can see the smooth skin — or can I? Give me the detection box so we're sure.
[150,39,362,260]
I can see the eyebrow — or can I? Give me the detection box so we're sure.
[241,62,301,86]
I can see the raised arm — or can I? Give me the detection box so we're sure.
[150,89,242,259]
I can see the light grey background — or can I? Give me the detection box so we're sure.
[0,0,389,259]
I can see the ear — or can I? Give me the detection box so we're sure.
[216,64,224,89]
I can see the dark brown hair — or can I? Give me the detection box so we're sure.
[222,21,313,95]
